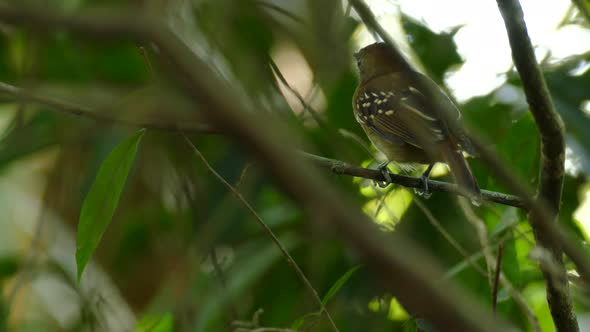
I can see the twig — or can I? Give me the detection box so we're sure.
[417,196,538,330]
[497,0,577,329]
[232,308,265,330]
[470,135,590,286]
[0,81,216,134]
[492,244,503,315]
[256,1,304,24]
[138,46,154,79]
[302,152,526,208]
[5,157,60,312]
[182,135,339,332]
[268,59,327,127]
[413,197,488,278]
[458,198,541,332]
[373,186,395,222]
[444,229,523,279]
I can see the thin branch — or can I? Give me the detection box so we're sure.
[302,152,526,208]
[138,46,154,79]
[497,0,577,330]
[413,197,488,278]
[461,200,494,289]
[417,194,540,331]
[5,156,60,312]
[458,197,542,332]
[182,135,339,332]
[268,59,327,127]
[470,135,590,285]
[492,244,503,315]
[373,186,398,225]
[256,1,304,24]
[0,81,216,134]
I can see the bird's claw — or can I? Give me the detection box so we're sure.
[414,174,432,198]
[375,162,392,188]
[414,163,434,198]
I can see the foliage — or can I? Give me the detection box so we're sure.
[0,1,589,332]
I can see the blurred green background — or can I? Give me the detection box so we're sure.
[0,0,589,331]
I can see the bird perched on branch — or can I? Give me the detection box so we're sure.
[352,42,480,199]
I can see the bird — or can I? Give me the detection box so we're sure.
[352,42,480,199]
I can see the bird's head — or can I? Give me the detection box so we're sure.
[354,42,407,83]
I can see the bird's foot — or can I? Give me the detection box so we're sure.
[413,163,434,198]
[375,161,391,188]
[413,173,432,198]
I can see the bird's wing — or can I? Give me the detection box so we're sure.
[412,73,477,155]
[354,73,447,149]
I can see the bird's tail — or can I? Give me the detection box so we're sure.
[440,141,481,203]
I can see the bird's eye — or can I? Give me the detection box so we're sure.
[353,52,361,68]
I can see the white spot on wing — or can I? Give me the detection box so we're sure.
[400,101,437,121]
[409,86,421,94]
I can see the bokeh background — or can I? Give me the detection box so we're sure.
[0,0,590,331]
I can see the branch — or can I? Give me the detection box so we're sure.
[458,199,542,332]
[492,244,503,314]
[0,76,526,210]
[302,152,526,209]
[0,81,216,134]
[0,6,513,331]
[496,0,578,330]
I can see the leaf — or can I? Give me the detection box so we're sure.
[402,14,463,84]
[322,264,362,305]
[76,129,145,282]
[135,313,174,332]
[291,264,362,329]
[290,317,304,330]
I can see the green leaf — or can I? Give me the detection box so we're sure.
[402,14,463,84]
[76,129,145,282]
[135,313,174,332]
[322,264,362,305]
[290,317,304,330]
[291,264,362,329]
[0,255,19,280]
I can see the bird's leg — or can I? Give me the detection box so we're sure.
[414,163,435,198]
[376,161,392,188]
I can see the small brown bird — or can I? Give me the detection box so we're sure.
[352,42,480,198]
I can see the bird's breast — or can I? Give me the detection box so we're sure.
[359,123,432,164]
